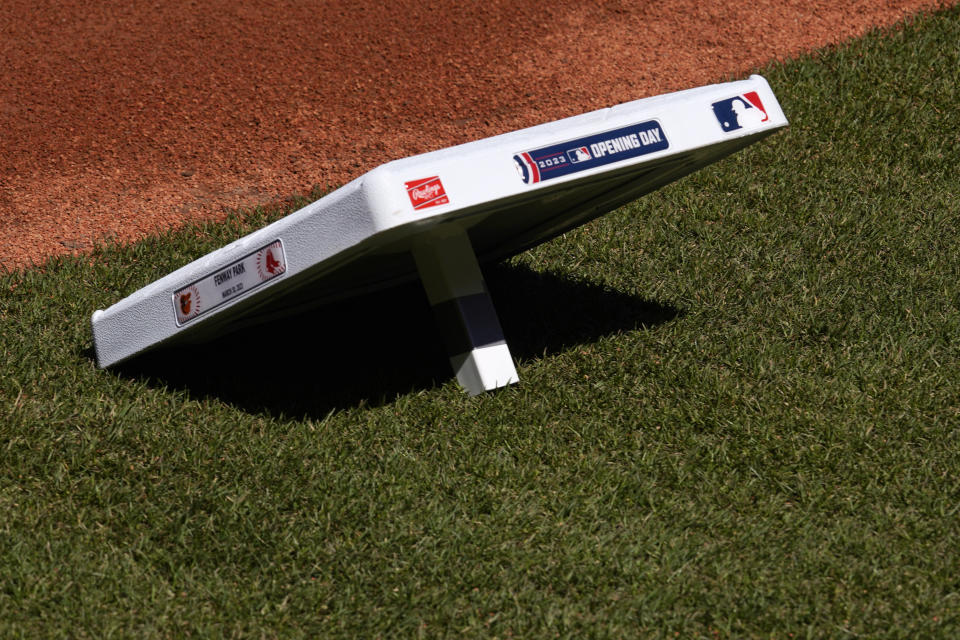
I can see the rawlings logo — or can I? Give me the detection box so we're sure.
[404,176,449,211]
[410,183,442,202]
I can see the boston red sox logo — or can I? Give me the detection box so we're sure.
[256,242,286,280]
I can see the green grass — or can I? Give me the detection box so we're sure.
[3,6,960,637]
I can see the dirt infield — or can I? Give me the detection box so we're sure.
[0,0,951,269]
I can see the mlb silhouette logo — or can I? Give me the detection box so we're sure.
[711,91,769,132]
[567,147,592,163]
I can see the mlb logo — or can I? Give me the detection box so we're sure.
[567,147,592,163]
[711,91,769,132]
[405,176,449,211]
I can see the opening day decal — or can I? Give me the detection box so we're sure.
[513,120,668,185]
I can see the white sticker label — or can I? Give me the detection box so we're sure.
[173,240,286,325]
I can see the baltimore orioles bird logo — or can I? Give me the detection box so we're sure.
[179,292,192,315]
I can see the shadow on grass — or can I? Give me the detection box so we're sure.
[112,262,681,418]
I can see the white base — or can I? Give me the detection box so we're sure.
[90,76,787,375]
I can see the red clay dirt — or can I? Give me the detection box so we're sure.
[0,0,952,270]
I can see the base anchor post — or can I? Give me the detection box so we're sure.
[412,226,518,395]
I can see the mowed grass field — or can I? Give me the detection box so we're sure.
[2,6,959,637]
